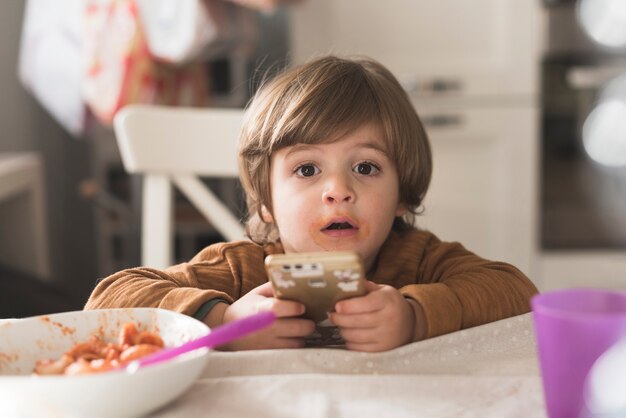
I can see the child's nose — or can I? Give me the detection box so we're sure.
[322,174,355,204]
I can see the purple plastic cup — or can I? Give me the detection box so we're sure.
[532,289,626,418]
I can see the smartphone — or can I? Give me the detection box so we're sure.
[264,251,367,324]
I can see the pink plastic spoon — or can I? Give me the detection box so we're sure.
[126,311,276,372]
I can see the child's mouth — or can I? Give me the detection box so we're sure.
[325,222,354,231]
[321,218,359,236]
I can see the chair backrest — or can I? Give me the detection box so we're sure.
[113,104,246,268]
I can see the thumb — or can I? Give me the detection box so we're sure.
[365,280,382,292]
[255,281,276,297]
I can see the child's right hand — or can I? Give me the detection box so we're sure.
[219,282,316,350]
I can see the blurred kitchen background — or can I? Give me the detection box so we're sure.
[1,0,626,317]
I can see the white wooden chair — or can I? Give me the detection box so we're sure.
[113,104,246,268]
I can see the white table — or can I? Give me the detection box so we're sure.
[152,313,546,418]
[0,153,50,278]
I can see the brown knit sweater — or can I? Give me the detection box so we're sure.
[85,228,538,339]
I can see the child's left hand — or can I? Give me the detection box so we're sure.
[328,281,416,352]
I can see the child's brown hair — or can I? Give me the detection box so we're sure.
[238,55,432,244]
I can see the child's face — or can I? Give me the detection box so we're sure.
[265,123,406,272]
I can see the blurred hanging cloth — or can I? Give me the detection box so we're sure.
[18,0,260,134]
[82,0,212,125]
[136,0,257,64]
[18,0,86,136]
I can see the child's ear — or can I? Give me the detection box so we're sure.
[261,205,274,223]
[395,203,408,217]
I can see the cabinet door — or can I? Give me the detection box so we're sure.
[289,0,541,96]
[415,103,538,276]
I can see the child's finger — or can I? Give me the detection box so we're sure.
[257,297,305,318]
[272,337,307,349]
[254,281,276,297]
[335,291,384,314]
[275,298,307,317]
[329,311,377,329]
[339,327,376,345]
[344,341,383,353]
[273,318,316,338]
[365,280,381,292]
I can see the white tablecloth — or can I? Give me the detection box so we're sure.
[152,313,546,418]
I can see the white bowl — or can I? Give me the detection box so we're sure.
[0,308,211,418]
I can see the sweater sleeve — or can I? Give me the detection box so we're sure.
[84,241,275,317]
[394,231,538,339]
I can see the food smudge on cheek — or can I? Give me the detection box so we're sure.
[356,224,370,239]
[309,222,326,249]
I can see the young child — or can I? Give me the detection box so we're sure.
[86,55,538,352]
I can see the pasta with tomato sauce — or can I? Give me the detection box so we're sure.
[34,323,164,375]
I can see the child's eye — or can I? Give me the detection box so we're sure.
[295,164,320,177]
[353,162,380,176]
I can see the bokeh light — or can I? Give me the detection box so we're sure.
[586,339,626,415]
[582,74,626,167]
[582,100,626,167]
[577,0,626,48]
